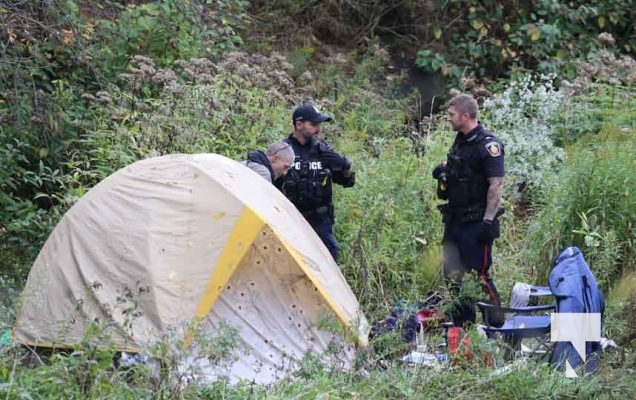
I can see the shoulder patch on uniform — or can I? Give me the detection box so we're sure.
[485,141,501,157]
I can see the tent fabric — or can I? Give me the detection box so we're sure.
[13,153,368,383]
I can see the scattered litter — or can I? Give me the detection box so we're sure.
[490,357,529,377]
[401,350,449,368]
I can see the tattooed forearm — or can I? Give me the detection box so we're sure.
[484,176,503,220]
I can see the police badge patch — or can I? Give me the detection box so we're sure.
[485,141,501,157]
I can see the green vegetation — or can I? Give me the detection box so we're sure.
[527,130,636,290]
[2,0,636,398]
[413,0,636,81]
[248,0,636,82]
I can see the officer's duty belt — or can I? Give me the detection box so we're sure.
[437,204,485,223]
[301,205,332,221]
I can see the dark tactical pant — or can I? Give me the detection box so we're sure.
[309,217,339,263]
[443,220,503,327]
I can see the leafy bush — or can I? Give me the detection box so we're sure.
[90,0,249,78]
[0,0,252,278]
[248,0,636,83]
[414,0,635,82]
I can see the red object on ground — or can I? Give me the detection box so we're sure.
[447,326,473,365]
[417,307,445,330]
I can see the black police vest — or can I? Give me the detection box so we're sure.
[279,138,333,212]
[445,130,492,209]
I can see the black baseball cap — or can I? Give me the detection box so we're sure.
[292,103,332,123]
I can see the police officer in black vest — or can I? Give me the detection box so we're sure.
[276,103,355,263]
[433,94,505,328]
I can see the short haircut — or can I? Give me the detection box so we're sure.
[266,140,295,161]
[448,94,478,119]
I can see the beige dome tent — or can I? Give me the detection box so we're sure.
[13,153,368,383]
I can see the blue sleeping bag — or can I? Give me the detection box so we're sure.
[549,246,605,374]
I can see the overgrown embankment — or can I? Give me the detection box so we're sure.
[1,1,636,398]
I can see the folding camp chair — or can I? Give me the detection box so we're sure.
[510,283,553,308]
[476,301,556,360]
[527,285,553,303]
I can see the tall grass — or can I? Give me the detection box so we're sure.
[335,137,444,315]
[2,331,634,399]
[525,129,636,290]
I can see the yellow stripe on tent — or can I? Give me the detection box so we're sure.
[195,206,265,319]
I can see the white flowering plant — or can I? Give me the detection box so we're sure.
[481,74,566,200]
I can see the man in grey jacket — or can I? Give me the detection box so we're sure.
[243,141,295,183]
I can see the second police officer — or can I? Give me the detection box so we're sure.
[276,103,355,263]
[433,94,506,328]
